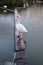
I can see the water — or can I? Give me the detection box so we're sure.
[0,14,14,62]
[20,5,43,65]
[0,5,43,65]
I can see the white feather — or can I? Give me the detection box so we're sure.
[15,9,28,33]
[3,5,7,8]
[16,23,28,32]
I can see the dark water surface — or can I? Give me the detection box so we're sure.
[0,14,14,62]
[0,5,43,65]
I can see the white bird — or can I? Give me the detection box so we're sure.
[3,5,7,8]
[15,9,28,32]
[16,23,28,32]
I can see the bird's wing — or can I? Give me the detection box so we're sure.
[16,23,28,32]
